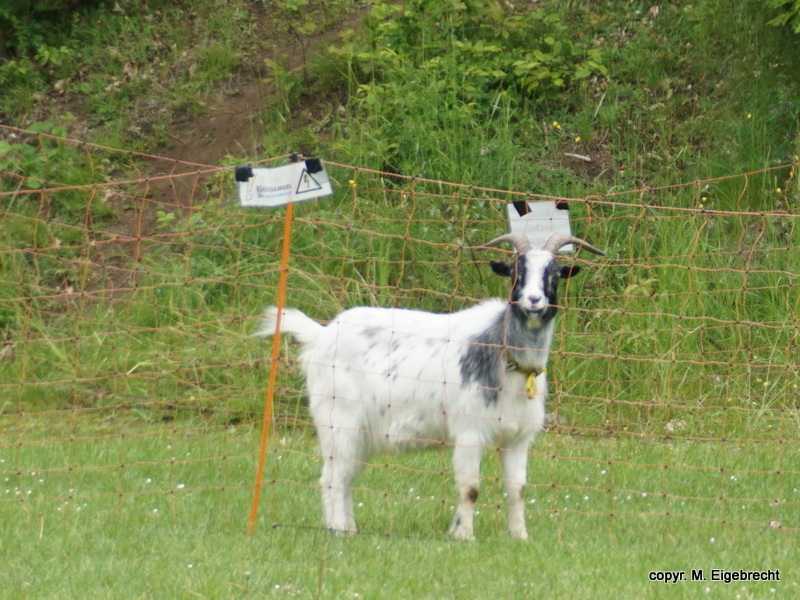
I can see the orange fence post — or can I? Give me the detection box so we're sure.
[248,201,294,534]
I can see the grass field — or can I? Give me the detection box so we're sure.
[3,415,799,599]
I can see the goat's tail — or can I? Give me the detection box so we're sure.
[255,306,323,346]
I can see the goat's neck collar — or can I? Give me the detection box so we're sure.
[504,349,547,378]
[503,349,546,399]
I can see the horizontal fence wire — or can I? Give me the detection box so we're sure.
[1,124,799,539]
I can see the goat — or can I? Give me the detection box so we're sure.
[256,232,604,540]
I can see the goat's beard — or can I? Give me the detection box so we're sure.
[509,300,558,327]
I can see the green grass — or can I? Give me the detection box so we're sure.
[2,158,798,430]
[2,417,799,599]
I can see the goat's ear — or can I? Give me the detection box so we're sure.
[560,265,582,279]
[490,261,513,278]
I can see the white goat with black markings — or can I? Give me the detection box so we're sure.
[257,232,604,540]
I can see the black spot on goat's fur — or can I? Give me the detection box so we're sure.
[362,326,382,339]
[459,313,505,405]
[539,261,564,322]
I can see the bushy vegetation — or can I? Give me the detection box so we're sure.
[768,0,800,32]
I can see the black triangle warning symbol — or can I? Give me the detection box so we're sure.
[296,169,323,195]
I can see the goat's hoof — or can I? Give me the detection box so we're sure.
[327,524,357,535]
[449,527,476,541]
[510,530,529,541]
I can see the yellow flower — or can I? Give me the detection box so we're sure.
[552,121,561,130]
[574,136,581,142]
[348,179,356,186]
[747,113,752,119]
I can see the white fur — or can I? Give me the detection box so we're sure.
[516,250,555,314]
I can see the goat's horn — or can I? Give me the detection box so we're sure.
[480,233,532,253]
[541,232,605,256]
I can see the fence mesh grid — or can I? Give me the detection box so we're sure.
[1,125,798,538]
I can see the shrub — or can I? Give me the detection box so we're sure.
[767,0,800,33]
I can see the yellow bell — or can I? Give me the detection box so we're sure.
[525,369,546,399]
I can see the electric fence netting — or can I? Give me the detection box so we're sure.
[1,124,798,540]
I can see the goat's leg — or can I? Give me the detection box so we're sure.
[318,428,366,533]
[449,438,483,540]
[500,442,530,540]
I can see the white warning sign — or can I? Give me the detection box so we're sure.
[506,200,574,252]
[237,159,333,207]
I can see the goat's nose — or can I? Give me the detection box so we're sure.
[528,295,543,305]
